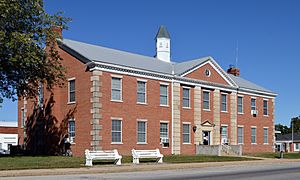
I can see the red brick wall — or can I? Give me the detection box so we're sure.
[237,94,274,153]
[184,63,229,85]
[0,127,18,134]
[100,72,172,156]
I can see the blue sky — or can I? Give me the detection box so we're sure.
[0,0,299,125]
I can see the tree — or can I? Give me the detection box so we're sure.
[291,116,300,133]
[275,123,290,135]
[0,0,70,104]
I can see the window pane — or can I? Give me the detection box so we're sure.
[203,91,210,110]
[137,93,145,103]
[264,128,268,144]
[69,80,75,102]
[112,89,121,100]
[112,120,121,143]
[160,85,167,95]
[160,123,168,138]
[137,81,146,92]
[251,128,256,143]
[221,126,228,139]
[221,94,227,111]
[183,88,190,107]
[69,80,75,91]
[183,124,190,143]
[160,85,168,105]
[112,78,121,89]
[238,127,243,144]
[263,100,268,115]
[251,99,256,110]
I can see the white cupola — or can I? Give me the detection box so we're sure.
[155,25,171,62]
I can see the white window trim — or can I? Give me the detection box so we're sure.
[237,96,244,114]
[263,99,269,117]
[160,84,169,107]
[111,118,123,144]
[67,77,76,104]
[203,90,210,111]
[182,87,191,109]
[137,120,147,144]
[111,77,123,102]
[137,80,147,105]
[221,93,228,113]
[263,127,269,145]
[182,122,191,144]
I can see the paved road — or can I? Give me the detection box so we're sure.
[3,161,300,180]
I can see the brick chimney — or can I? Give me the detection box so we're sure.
[227,65,240,76]
[52,26,62,38]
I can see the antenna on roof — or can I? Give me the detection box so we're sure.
[235,40,239,68]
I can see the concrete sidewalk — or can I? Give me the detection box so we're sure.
[1,158,299,178]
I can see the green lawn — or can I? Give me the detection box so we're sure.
[0,155,256,170]
[246,152,300,159]
[0,156,85,170]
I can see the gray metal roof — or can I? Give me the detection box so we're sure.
[276,133,300,141]
[155,25,170,39]
[228,74,273,93]
[59,39,173,74]
[58,38,275,95]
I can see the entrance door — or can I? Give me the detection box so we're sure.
[202,131,210,145]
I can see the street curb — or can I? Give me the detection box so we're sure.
[0,159,300,177]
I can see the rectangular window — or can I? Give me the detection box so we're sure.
[263,100,268,116]
[68,119,75,143]
[160,84,168,106]
[238,96,243,113]
[112,119,122,143]
[251,127,256,144]
[160,122,169,147]
[251,98,256,110]
[183,123,191,144]
[183,88,190,108]
[137,81,146,103]
[111,77,122,101]
[264,128,268,144]
[221,126,228,144]
[68,79,75,103]
[137,121,146,143]
[221,94,227,112]
[237,127,244,144]
[295,143,299,151]
[38,82,44,107]
[203,91,210,110]
[21,108,25,128]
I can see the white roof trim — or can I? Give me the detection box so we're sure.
[180,59,238,88]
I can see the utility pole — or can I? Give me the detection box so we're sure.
[292,121,294,151]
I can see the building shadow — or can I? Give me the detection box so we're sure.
[25,92,76,155]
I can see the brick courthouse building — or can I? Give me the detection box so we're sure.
[18,26,277,156]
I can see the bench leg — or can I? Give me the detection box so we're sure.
[133,158,139,164]
[85,158,93,166]
[115,158,122,165]
[157,157,163,164]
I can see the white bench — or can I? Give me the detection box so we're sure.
[131,149,163,164]
[85,149,122,166]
